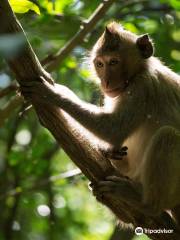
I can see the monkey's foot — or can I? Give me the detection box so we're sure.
[102,146,128,160]
[92,176,142,203]
[91,177,166,217]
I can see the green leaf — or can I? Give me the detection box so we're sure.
[9,0,40,15]
[8,150,24,166]
[123,23,139,33]
[171,50,180,61]
[170,0,180,10]
[39,0,73,14]
[160,0,180,10]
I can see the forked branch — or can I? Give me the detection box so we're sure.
[0,0,179,239]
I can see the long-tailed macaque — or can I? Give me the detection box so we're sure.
[21,22,180,223]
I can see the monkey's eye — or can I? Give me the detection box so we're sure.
[96,61,104,68]
[109,59,119,66]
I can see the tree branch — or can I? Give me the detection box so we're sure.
[42,0,148,71]
[43,0,116,71]
[0,0,115,124]
[0,0,149,124]
[0,0,180,239]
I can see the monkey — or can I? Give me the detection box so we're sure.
[21,21,180,223]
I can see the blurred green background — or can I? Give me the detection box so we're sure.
[0,0,179,239]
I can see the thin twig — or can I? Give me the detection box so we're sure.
[0,1,179,239]
[0,168,81,200]
[0,0,116,123]
[43,0,149,71]
[43,0,116,71]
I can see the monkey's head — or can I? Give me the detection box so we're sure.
[91,22,154,98]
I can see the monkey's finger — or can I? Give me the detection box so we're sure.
[109,156,123,160]
[20,77,47,86]
[20,85,44,95]
[20,81,41,87]
[22,93,32,99]
[39,76,54,85]
[39,76,49,84]
[20,85,37,92]
[106,155,123,160]
[95,184,115,193]
[20,89,33,95]
[97,180,116,188]
[20,92,36,101]
[88,182,96,190]
[111,156,123,160]
[93,191,104,202]
[22,96,32,103]
[106,151,127,160]
[114,152,127,158]
[111,146,128,154]
[20,90,33,96]
[106,176,130,183]
[20,85,42,91]
[91,186,104,200]
[21,92,35,101]
[112,150,127,155]
[88,182,93,188]
[106,176,122,181]
[21,91,46,103]
[88,181,100,190]
[99,187,113,193]
[20,82,46,92]
[121,146,128,151]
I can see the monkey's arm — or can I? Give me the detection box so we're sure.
[21,79,145,146]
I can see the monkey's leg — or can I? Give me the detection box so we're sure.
[91,175,178,218]
[91,176,143,208]
[141,126,180,215]
[91,176,171,216]
[91,126,180,216]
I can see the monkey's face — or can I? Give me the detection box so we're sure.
[91,22,154,98]
[93,53,129,98]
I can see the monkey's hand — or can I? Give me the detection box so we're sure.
[101,146,128,160]
[20,77,74,105]
[20,77,57,103]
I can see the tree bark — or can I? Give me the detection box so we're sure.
[0,0,180,239]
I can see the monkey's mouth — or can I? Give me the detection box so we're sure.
[105,84,128,97]
[104,87,123,97]
[106,86,123,93]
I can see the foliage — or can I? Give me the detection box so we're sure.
[10,0,40,14]
[0,0,179,240]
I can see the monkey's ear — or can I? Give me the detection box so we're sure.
[136,34,154,59]
[105,26,111,34]
[104,26,113,40]
[101,25,120,51]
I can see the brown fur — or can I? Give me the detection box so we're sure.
[22,22,180,221]
[65,22,180,218]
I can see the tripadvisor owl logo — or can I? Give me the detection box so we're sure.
[135,227,174,235]
[135,227,144,235]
